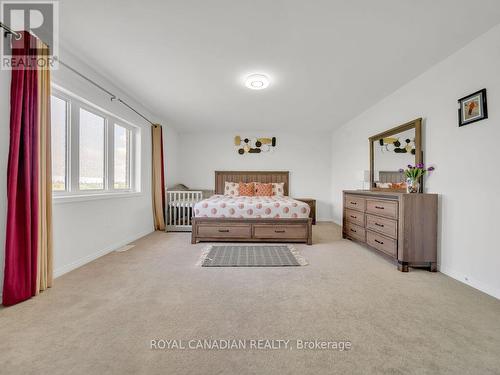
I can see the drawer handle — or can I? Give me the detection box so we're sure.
[350,229,357,233]
[350,215,357,219]
[218,229,230,233]
[375,223,384,227]
[275,230,286,233]
[375,206,385,210]
[374,239,384,245]
[350,202,357,205]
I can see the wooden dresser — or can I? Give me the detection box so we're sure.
[342,190,438,272]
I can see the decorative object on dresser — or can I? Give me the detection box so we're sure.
[458,88,488,127]
[343,190,438,272]
[191,171,313,245]
[370,118,422,192]
[399,164,435,193]
[293,198,316,224]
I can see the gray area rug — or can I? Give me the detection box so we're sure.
[199,245,308,267]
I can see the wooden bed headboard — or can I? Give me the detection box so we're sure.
[215,171,289,195]
[378,171,405,183]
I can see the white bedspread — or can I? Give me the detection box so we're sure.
[194,195,310,219]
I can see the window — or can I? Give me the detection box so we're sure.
[50,87,140,198]
[114,124,131,189]
[79,108,105,190]
[50,96,68,191]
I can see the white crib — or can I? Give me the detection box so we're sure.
[166,190,203,232]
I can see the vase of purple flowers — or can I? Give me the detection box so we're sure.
[399,164,435,193]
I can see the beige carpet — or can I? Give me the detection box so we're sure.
[1,223,499,375]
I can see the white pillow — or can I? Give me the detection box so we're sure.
[272,182,285,196]
[224,181,239,196]
[375,182,392,188]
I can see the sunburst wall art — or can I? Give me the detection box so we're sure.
[378,136,415,155]
[235,136,277,155]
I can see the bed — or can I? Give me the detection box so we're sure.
[191,171,313,245]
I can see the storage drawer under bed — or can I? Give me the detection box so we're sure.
[253,225,307,239]
[196,225,251,238]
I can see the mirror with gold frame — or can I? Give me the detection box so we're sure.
[369,118,422,191]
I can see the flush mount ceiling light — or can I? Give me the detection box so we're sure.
[245,74,270,90]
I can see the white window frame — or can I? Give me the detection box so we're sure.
[112,122,134,191]
[50,92,71,193]
[78,104,107,192]
[52,85,141,202]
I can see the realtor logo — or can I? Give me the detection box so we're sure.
[1,0,59,70]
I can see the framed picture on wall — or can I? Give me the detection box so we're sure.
[458,88,488,127]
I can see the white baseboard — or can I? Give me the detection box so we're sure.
[53,228,154,278]
[317,218,334,222]
[439,266,500,300]
[332,219,342,226]
[332,216,498,300]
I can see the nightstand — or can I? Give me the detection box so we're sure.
[293,198,316,225]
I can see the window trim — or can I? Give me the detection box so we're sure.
[113,123,133,191]
[51,84,142,201]
[50,93,71,193]
[78,105,107,192]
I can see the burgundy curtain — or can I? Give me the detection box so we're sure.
[2,33,40,306]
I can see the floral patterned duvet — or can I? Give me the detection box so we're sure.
[194,195,310,219]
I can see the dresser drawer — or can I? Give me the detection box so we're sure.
[345,195,366,212]
[253,225,307,239]
[197,225,251,238]
[345,209,365,227]
[366,199,398,219]
[345,222,366,242]
[366,214,397,239]
[366,230,397,257]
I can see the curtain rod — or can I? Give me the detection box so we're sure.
[0,23,156,126]
[55,58,155,125]
[0,21,21,39]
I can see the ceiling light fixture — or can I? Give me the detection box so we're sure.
[245,74,270,90]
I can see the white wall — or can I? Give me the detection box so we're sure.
[176,131,333,220]
[331,24,500,299]
[50,48,178,277]
[0,46,179,293]
[164,127,179,189]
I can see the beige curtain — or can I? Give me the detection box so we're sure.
[36,39,53,293]
[152,124,166,230]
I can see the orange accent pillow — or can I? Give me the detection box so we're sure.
[391,182,407,190]
[238,182,255,196]
[255,183,273,196]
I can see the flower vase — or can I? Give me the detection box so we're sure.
[406,179,420,193]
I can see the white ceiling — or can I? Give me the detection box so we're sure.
[58,0,500,131]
